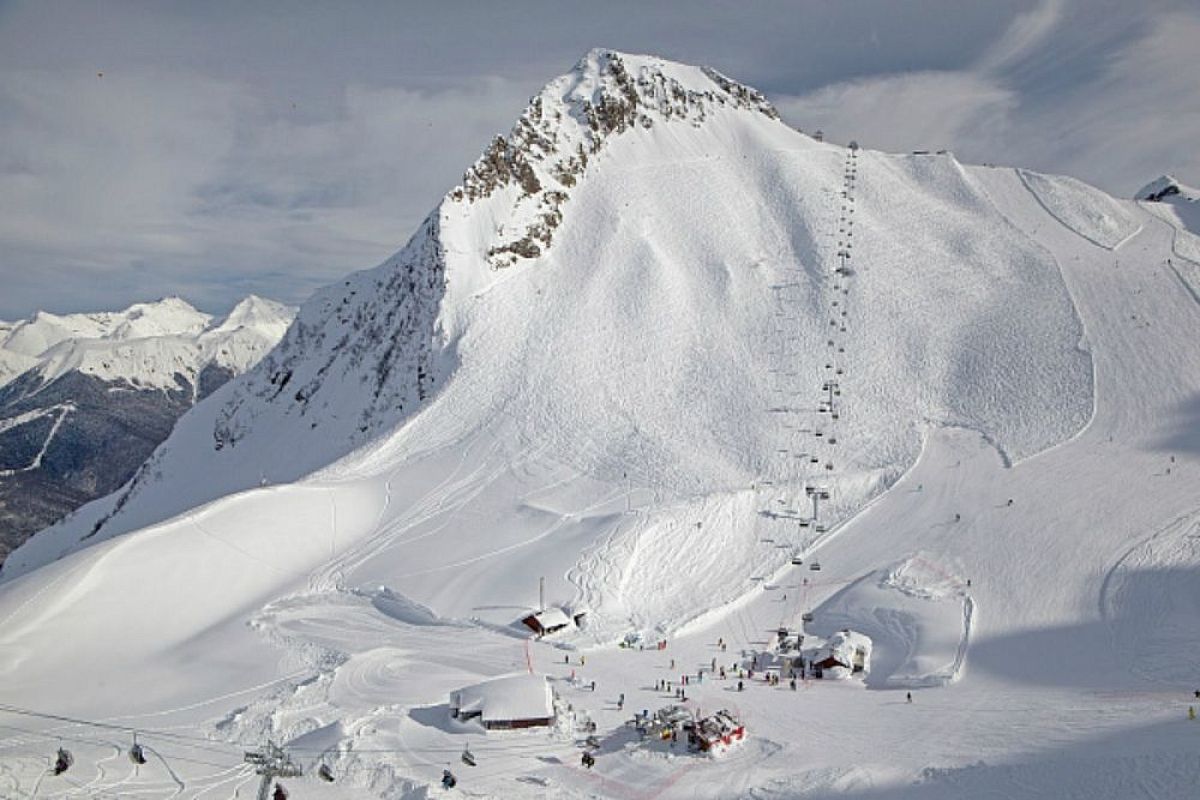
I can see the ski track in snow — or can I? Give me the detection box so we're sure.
[0,402,75,477]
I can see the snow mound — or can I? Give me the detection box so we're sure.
[1018,169,1141,248]
[813,557,972,688]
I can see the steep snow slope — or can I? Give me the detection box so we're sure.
[1018,169,1141,249]
[2,50,1197,799]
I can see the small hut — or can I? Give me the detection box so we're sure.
[450,674,556,730]
[812,629,872,678]
[520,607,572,637]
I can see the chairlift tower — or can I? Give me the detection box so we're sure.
[805,486,831,525]
[822,381,839,418]
[245,742,302,800]
[837,249,851,272]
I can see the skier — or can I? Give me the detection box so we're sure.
[954,513,960,522]
[273,783,289,800]
[590,680,596,692]
[441,769,457,789]
[737,680,744,692]
[581,751,595,769]
[906,692,912,704]
[790,678,797,691]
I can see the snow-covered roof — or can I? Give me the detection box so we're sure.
[451,674,554,723]
[527,607,572,630]
[822,630,873,668]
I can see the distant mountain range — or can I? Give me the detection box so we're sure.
[0,295,294,563]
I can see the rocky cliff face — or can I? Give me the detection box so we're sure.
[451,49,780,268]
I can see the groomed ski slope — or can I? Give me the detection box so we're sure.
[2,54,1200,797]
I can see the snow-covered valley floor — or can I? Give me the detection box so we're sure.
[2,148,1200,799]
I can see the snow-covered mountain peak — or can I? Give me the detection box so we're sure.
[106,296,211,342]
[1135,174,1199,202]
[209,294,295,336]
[559,48,779,119]
[1132,173,1190,201]
[1135,173,1200,263]
[451,49,782,269]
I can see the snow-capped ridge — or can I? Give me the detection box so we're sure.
[0,295,296,393]
[212,295,294,335]
[451,48,782,269]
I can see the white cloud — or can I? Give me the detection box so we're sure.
[775,6,1200,197]
[0,68,530,317]
[976,0,1065,73]
[774,71,1017,157]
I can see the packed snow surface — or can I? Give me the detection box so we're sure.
[2,50,1200,799]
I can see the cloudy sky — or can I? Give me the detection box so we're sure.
[1,0,1197,319]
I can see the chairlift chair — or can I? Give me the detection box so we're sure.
[801,611,815,623]
[461,745,476,767]
[810,561,822,571]
[791,554,804,565]
[318,764,336,782]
